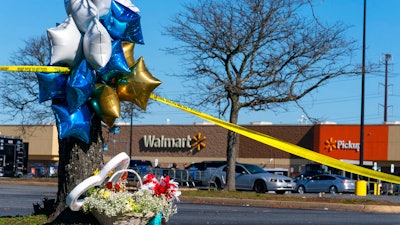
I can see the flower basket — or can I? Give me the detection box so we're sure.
[67,153,180,225]
[82,168,178,225]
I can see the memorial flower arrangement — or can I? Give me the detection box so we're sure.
[81,169,180,225]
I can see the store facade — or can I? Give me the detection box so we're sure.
[103,123,400,176]
[0,123,399,177]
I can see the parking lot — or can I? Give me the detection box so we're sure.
[128,164,400,201]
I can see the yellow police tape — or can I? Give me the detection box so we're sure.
[0,65,70,74]
[150,94,400,184]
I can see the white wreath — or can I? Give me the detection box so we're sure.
[66,152,130,211]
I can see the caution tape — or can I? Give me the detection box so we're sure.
[0,66,70,74]
[150,94,400,184]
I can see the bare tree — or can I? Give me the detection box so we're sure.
[165,0,357,191]
[0,36,53,124]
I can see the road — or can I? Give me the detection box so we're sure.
[169,203,400,225]
[0,184,57,217]
[2,184,400,224]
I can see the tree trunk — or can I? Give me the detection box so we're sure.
[225,130,237,191]
[47,116,104,224]
[225,100,240,191]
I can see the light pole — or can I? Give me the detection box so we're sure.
[359,0,366,167]
[129,103,133,159]
[384,54,392,122]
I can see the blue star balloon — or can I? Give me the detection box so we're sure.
[123,16,144,44]
[100,0,144,44]
[66,60,96,112]
[100,10,127,40]
[52,102,91,143]
[36,71,68,103]
[97,40,130,83]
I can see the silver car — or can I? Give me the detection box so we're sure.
[295,174,355,194]
[211,163,295,194]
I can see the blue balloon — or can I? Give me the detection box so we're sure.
[52,103,91,143]
[111,0,140,22]
[100,10,127,40]
[66,60,96,112]
[124,16,144,44]
[36,72,67,103]
[100,0,144,44]
[98,40,130,83]
[108,125,120,134]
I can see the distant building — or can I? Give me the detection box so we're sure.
[0,123,399,176]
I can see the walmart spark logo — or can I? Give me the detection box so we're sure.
[191,132,206,151]
[324,137,337,152]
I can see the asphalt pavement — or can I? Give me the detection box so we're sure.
[2,177,400,216]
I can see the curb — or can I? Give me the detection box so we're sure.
[179,196,400,214]
[0,179,58,186]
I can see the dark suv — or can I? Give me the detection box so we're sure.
[128,160,153,181]
[185,161,227,170]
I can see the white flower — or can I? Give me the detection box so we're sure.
[82,172,179,222]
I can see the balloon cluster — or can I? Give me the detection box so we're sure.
[37,0,161,143]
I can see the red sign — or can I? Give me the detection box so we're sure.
[314,125,388,161]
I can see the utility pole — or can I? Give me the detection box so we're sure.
[384,54,392,122]
[359,0,366,167]
[129,103,133,159]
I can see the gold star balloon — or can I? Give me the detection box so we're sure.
[90,84,121,127]
[117,57,161,110]
[122,41,135,68]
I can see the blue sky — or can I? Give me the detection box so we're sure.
[1,1,400,126]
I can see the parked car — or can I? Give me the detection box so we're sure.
[128,160,153,181]
[211,163,295,194]
[295,174,355,194]
[264,168,289,176]
[185,161,227,170]
[380,182,400,195]
[393,184,400,195]
[185,161,227,186]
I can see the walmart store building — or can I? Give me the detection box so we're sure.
[1,123,400,176]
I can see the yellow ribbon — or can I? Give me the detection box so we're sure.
[0,66,70,74]
[1,64,397,183]
[150,94,400,184]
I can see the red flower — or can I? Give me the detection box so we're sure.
[115,183,121,191]
[105,181,113,189]
[141,174,181,201]
[154,183,167,196]
[143,174,156,185]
